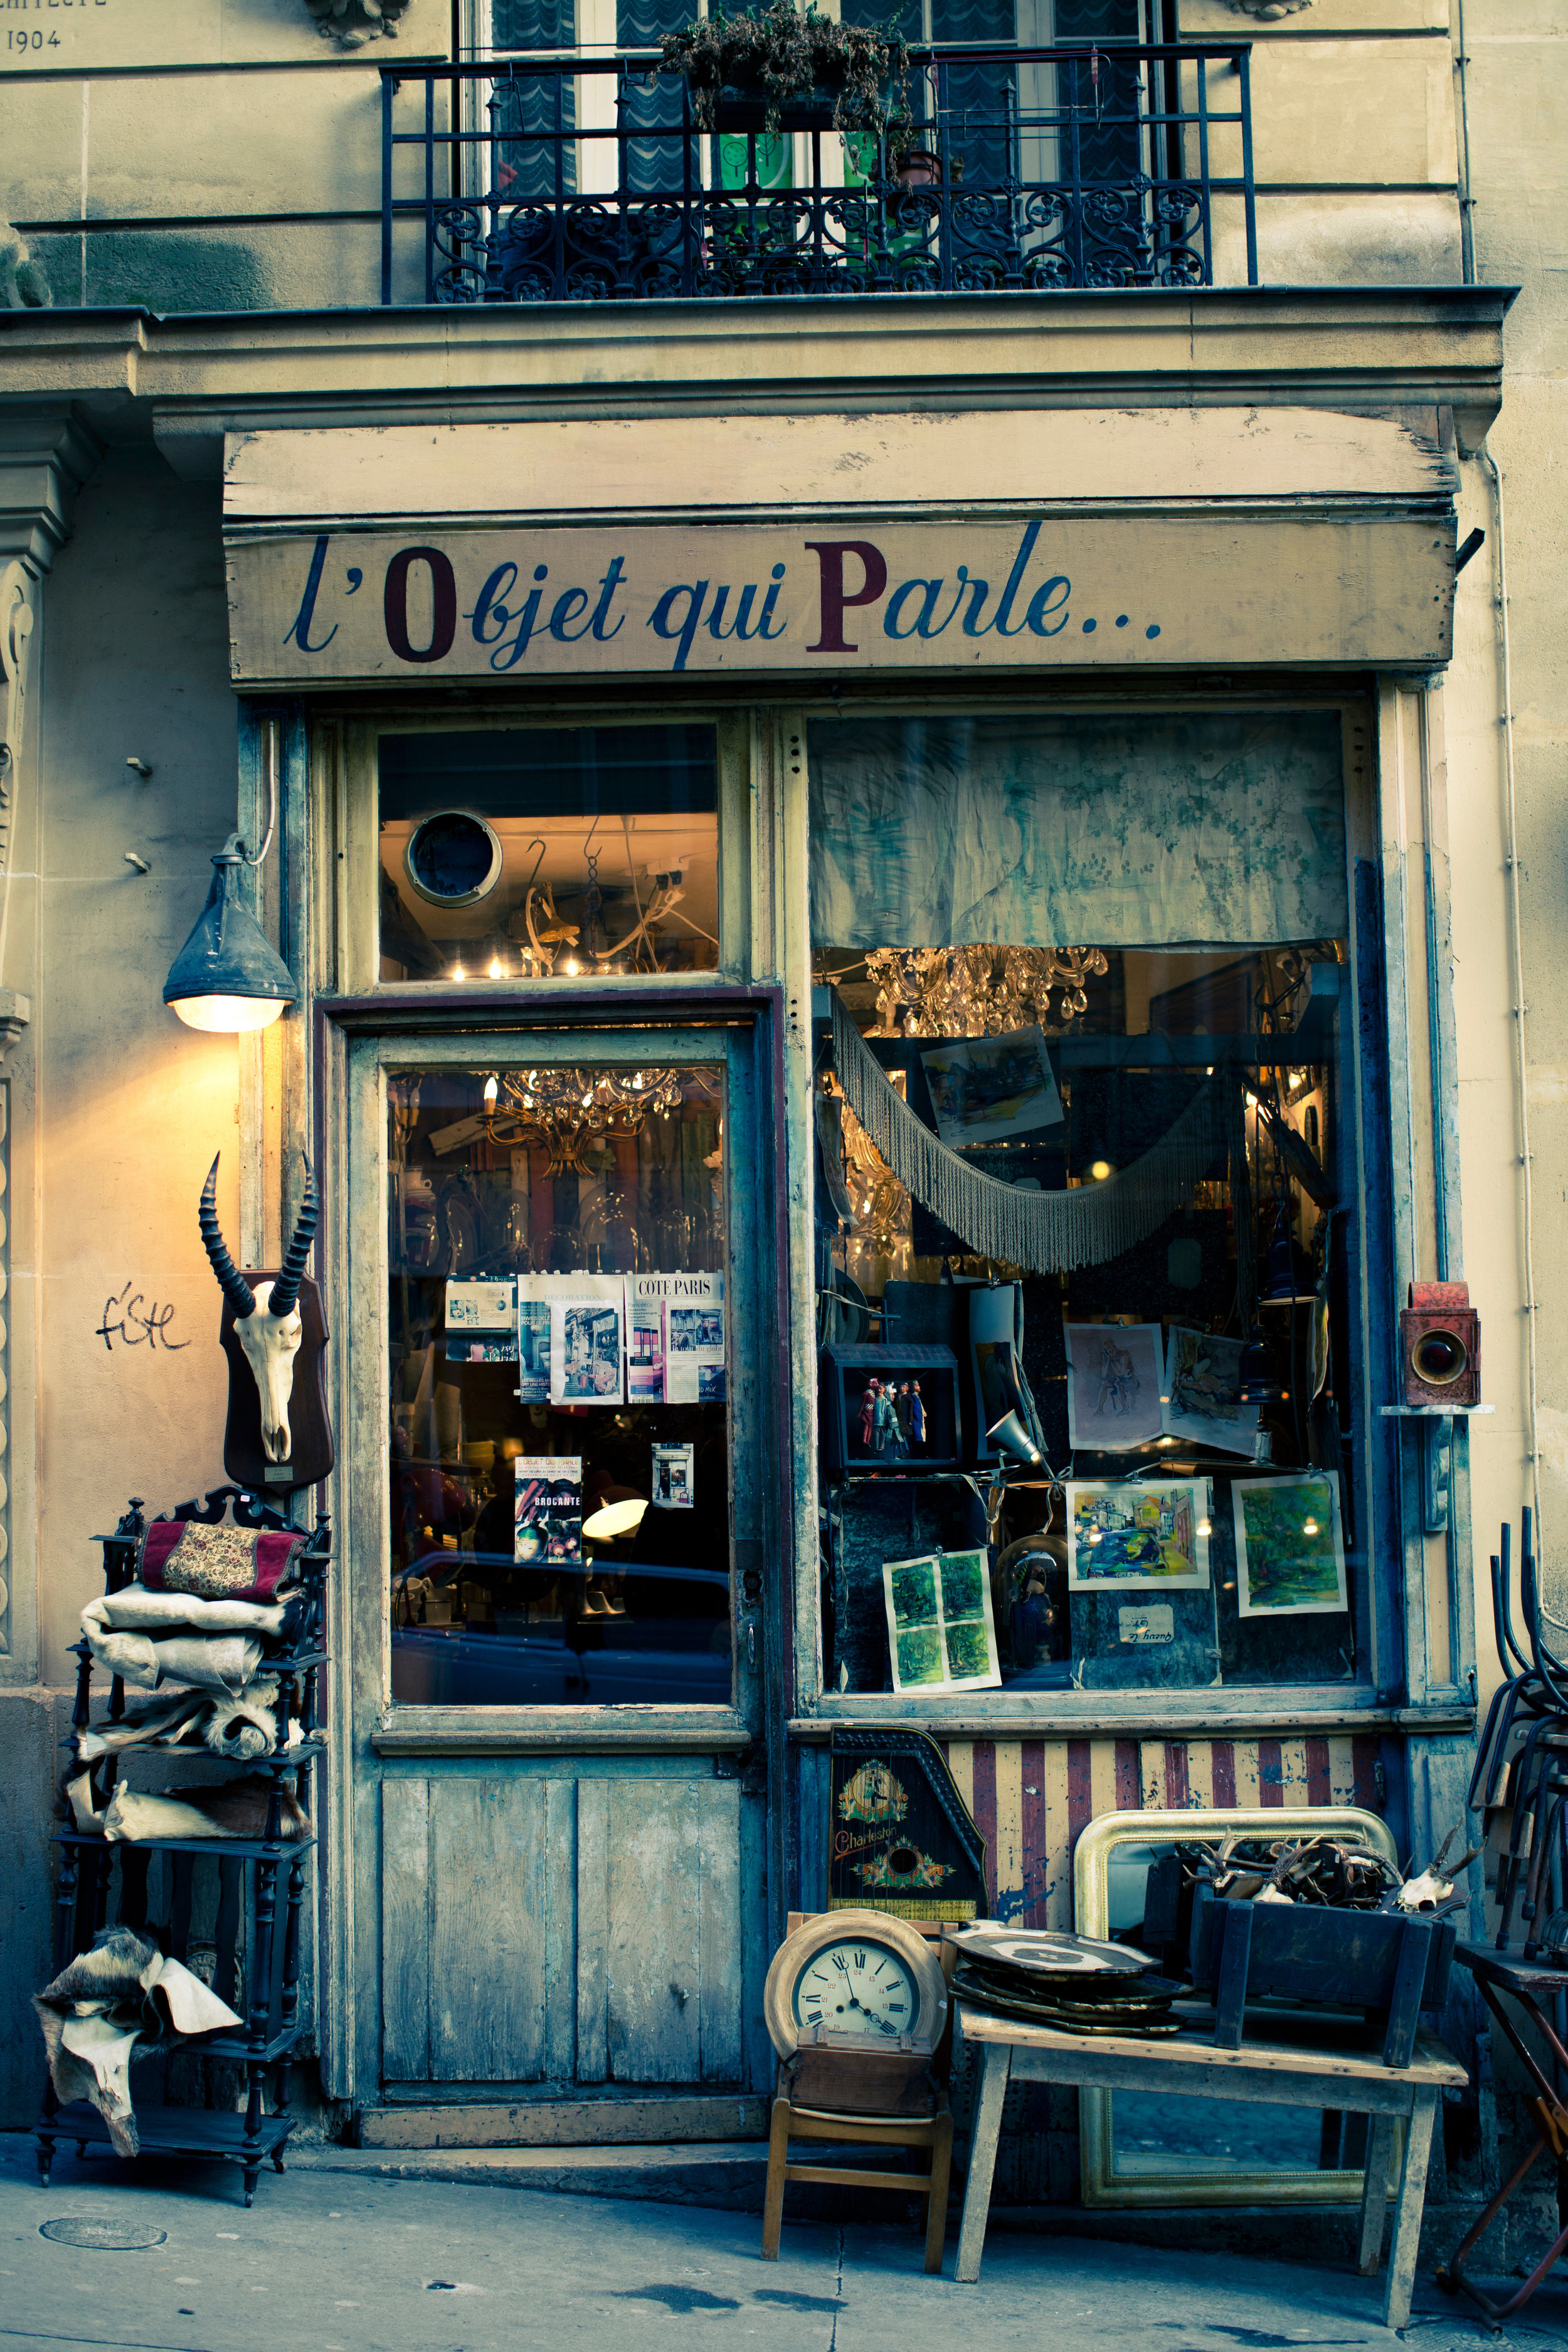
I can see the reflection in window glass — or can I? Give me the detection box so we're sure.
[378,725,720,983]
[387,1061,729,1707]
[809,711,1358,1700]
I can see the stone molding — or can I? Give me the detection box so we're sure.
[0,411,101,579]
[1222,1,1313,17]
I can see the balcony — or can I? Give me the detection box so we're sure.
[379,43,1256,307]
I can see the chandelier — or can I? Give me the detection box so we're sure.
[480,1066,684,1176]
[865,945,1109,1039]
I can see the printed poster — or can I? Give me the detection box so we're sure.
[652,1441,694,1508]
[514,1455,583,1569]
[517,1296,551,1404]
[444,1278,518,1364]
[659,1272,726,1405]
[549,1276,626,1406]
[627,1284,665,1404]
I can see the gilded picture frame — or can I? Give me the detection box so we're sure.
[1074,1806,1402,2208]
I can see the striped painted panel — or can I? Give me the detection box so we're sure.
[940,1737,1383,1929]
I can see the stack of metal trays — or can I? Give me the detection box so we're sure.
[948,1927,1185,2036]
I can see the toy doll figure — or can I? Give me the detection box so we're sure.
[908,1379,926,1447]
[873,1382,898,1454]
[859,1378,880,1451]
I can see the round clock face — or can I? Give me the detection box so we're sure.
[793,1939,921,2040]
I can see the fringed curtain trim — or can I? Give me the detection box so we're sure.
[832,993,1228,1275]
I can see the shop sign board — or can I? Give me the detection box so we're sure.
[226,514,1454,686]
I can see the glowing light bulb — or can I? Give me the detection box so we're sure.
[1089,1159,1112,1181]
[1197,1518,1212,1538]
[489,956,504,980]
[452,960,466,982]
[1088,1528,1103,1545]
[1302,1517,1319,1537]
[484,1074,499,1108]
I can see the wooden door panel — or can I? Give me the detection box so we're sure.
[382,1773,574,2084]
[381,1772,742,2087]
[591,1777,741,2085]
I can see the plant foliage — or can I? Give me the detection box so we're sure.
[659,2,911,135]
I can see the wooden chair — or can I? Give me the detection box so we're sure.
[760,1914,959,2273]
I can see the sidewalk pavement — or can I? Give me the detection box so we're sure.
[1,2130,1563,2351]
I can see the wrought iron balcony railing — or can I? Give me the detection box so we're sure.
[379,44,1256,306]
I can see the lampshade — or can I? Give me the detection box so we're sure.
[164,838,297,1033]
[583,1496,649,1542]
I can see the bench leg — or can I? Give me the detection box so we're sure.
[1357,2113,1395,2275]
[954,2043,1010,2287]
[760,2093,792,2261]
[1382,2087,1438,2332]
[923,2109,954,2275]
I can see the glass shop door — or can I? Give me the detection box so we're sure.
[343,1017,774,2109]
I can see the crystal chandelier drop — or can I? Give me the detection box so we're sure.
[865,945,1110,1039]
[482,1066,684,1176]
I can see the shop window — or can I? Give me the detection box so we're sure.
[386,1059,730,1706]
[810,709,1362,1700]
[376,723,721,983]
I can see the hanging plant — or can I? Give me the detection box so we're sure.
[303,0,413,46]
[659,3,911,136]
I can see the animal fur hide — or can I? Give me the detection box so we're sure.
[102,1775,310,1845]
[33,1927,241,2155]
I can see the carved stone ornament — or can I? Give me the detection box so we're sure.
[1222,1,1313,15]
[303,0,413,45]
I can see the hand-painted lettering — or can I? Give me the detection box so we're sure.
[548,586,592,642]
[384,545,458,665]
[283,532,338,654]
[1026,574,1071,635]
[647,581,709,672]
[805,541,887,654]
[884,577,964,641]
[588,558,627,641]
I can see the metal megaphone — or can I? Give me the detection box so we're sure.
[987,1409,1042,1467]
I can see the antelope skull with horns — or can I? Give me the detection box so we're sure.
[200,1154,319,1465]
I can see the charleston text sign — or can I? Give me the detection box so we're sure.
[225,515,1453,686]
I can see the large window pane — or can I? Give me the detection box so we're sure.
[378,724,720,982]
[810,711,1359,1700]
[387,1059,731,1706]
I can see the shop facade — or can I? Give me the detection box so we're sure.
[0,290,1516,2203]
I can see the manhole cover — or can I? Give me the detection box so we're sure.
[40,2220,167,2251]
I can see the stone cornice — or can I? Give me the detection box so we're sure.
[0,287,1516,469]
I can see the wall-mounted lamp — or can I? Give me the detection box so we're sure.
[163,834,297,1032]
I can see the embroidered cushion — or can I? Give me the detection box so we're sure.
[137,1517,304,1603]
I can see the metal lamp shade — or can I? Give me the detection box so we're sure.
[164,843,297,1033]
[1236,1322,1287,1406]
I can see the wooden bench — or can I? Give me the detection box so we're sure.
[953,2000,1467,2328]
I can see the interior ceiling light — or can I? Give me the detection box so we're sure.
[866,943,1109,1038]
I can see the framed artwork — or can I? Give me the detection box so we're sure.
[1065,1322,1164,1451]
[1074,1806,1401,2208]
[1161,1327,1259,1456]
[882,1548,1001,1693]
[1232,1472,1348,1618]
[1066,1479,1211,1592]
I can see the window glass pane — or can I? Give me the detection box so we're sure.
[388,1059,731,1707]
[810,711,1359,1700]
[492,0,578,199]
[377,724,720,982]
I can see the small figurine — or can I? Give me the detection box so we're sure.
[908,1379,925,1447]
[859,1378,881,1451]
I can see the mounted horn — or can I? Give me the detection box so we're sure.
[268,1155,318,1321]
[199,1153,255,1319]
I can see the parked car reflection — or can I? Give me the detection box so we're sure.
[390,1549,732,1706]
